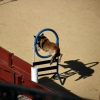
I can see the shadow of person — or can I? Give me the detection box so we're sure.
[39,77,88,100]
[59,59,99,81]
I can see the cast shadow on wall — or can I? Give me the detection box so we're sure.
[52,59,99,85]
[39,77,88,100]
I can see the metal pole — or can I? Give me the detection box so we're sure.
[31,37,38,83]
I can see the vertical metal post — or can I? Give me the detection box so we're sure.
[57,58,63,85]
[32,38,35,63]
[31,37,38,83]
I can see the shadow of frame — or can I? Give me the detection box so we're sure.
[52,59,99,85]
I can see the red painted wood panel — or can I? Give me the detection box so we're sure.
[0,67,14,83]
[0,46,32,80]
[0,62,14,74]
[0,62,52,92]
[12,55,31,79]
[0,46,12,67]
[0,46,54,97]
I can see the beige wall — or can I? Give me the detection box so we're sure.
[0,0,100,99]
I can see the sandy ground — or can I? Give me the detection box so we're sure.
[0,0,100,99]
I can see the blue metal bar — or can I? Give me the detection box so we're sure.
[38,66,58,72]
[33,59,58,66]
[38,72,57,76]
[57,73,63,85]
[33,60,50,66]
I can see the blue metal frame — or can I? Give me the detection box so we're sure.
[34,28,59,58]
[33,59,63,85]
[33,28,63,85]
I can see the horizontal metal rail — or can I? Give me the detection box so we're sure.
[38,66,57,72]
[0,82,79,100]
[33,59,58,66]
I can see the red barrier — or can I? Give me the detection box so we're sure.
[0,46,31,79]
[0,64,14,83]
[0,62,52,92]
[0,46,54,95]
[0,46,12,67]
[12,55,31,79]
